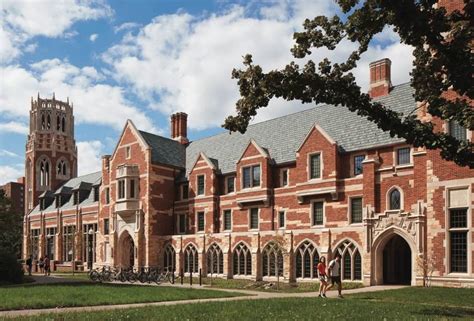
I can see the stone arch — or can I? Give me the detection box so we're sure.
[56,158,69,177]
[37,156,51,187]
[262,241,283,277]
[233,242,252,276]
[117,230,135,269]
[333,239,363,281]
[386,185,404,210]
[372,226,417,285]
[163,243,176,272]
[183,243,199,273]
[295,239,320,279]
[206,243,223,275]
[61,116,66,132]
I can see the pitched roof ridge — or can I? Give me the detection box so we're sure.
[139,129,181,144]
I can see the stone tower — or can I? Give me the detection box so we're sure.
[24,94,77,214]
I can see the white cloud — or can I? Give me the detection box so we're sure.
[114,22,141,33]
[0,121,28,135]
[0,149,20,158]
[90,33,99,42]
[77,141,103,175]
[0,0,113,63]
[0,60,155,132]
[104,1,413,131]
[0,165,24,185]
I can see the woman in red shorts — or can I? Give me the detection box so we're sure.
[317,256,328,298]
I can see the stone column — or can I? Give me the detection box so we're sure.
[251,232,261,280]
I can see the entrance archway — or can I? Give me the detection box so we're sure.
[119,231,135,268]
[383,235,411,284]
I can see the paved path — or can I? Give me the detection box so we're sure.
[24,274,87,285]
[0,282,405,318]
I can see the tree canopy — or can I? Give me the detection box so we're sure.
[224,0,473,168]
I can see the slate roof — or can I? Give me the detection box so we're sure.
[139,130,186,168]
[183,83,415,175]
[29,171,101,215]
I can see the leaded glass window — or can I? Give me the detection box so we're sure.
[310,154,321,179]
[312,201,324,225]
[351,197,363,223]
[389,189,401,210]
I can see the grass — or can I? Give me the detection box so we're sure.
[10,287,474,320]
[0,282,244,311]
[180,276,363,293]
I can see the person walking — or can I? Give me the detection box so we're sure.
[38,257,44,274]
[327,254,343,298]
[44,256,51,276]
[26,255,33,276]
[317,256,328,298]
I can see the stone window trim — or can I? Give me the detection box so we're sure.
[196,174,205,196]
[56,158,69,178]
[241,163,261,190]
[446,186,471,275]
[196,211,205,233]
[310,199,325,227]
[278,209,286,229]
[295,239,320,279]
[348,196,364,225]
[116,178,138,201]
[333,239,363,281]
[126,146,131,159]
[351,154,366,177]
[233,242,252,276]
[177,213,187,235]
[280,168,289,187]
[222,209,232,232]
[385,186,404,212]
[225,175,236,194]
[393,146,413,168]
[249,207,260,231]
[307,151,323,181]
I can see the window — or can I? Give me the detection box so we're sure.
[242,165,261,188]
[449,208,468,273]
[197,175,205,195]
[105,187,110,204]
[207,243,223,275]
[249,208,259,229]
[197,212,205,232]
[233,243,252,276]
[350,197,363,223]
[45,227,56,260]
[57,160,67,176]
[93,187,99,202]
[73,191,79,205]
[309,153,321,179]
[449,120,467,142]
[389,189,401,210]
[62,226,75,262]
[30,229,40,260]
[295,240,319,278]
[57,115,61,130]
[335,240,362,281]
[129,179,136,198]
[55,196,61,208]
[178,214,186,234]
[126,146,131,159]
[118,179,125,199]
[61,117,66,132]
[39,158,50,186]
[182,184,189,199]
[82,224,97,265]
[164,244,176,272]
[281,169,288,186]
[104,218,109,235]
[312,201,324,225]
[223,210,232,231]
[396,147,411,165]
[354,155,364,176]
[262,242,283,277]
[184,244,199,273]
[226,176,235,193]
[278,210,285,228]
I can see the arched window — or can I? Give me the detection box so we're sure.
[233,242,251,276]
[262,242,283,277]
[334,240,362,281]
[184,244,199,273]
[56,116,61,130]
[57,160,68,177]
[207,243,223,275]
[295,240,319,279]
[61,117,66,132]
[41,114,46,130]
[389,188,401,210]
[39,158,50,186]
[163,244,175,272]
[46,114,51,129]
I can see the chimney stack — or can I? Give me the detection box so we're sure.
[369,58,392,98]
[170,112,188,145]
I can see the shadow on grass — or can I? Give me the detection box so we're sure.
[417,307,474,319]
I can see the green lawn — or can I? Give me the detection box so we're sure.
[0,282,244,311]
[11,287,474,321]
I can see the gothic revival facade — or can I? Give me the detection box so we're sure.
[23,57,473,287]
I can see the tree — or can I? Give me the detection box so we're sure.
[224,0,473,168]
[0,190,23,258]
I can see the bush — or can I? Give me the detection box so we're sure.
[0,250,24,284]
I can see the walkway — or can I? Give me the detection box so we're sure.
[0,281,405,318]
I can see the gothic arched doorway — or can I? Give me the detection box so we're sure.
[119,232,135,269]
[382,235,411,284]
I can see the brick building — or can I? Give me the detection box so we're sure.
[1,178,25,215]
[22,55,473,285]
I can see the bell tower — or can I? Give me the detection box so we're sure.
[24,93,77,214]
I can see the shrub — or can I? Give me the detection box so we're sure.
[0,250,24,284]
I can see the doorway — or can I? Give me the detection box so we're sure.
[382,235,411,284]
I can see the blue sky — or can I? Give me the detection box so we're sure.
[0,0,413,184]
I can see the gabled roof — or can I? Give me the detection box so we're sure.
[185,83,415,175]
[139,130,186,168]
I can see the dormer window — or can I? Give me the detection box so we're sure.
[73,191,79,205]
[243,165,260,189]
[93,186,99,202]
[182,184,189,200]
[56,195,61,208]
[226,176,235,194]
[309,153,321,179]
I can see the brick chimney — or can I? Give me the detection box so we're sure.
[170,112,188,145]
[369,58,392,98]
